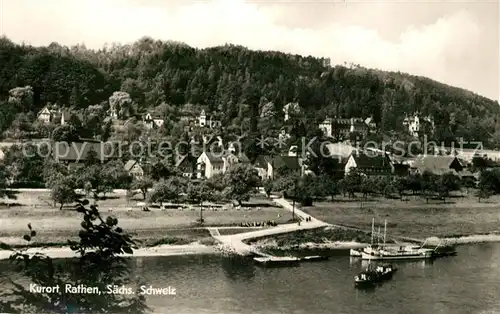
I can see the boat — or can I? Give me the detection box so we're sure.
[354,264,397,286]
[358,219,434,261]
[361,245,433,260]
[350,248,362,257]
[253,256,301,267]
[300,255,329,262]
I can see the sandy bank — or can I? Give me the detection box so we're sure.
[0,242,217,260]
[425,234,500,245]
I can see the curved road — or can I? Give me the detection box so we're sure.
[211,197,329,255]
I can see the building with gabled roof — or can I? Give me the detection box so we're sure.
[410,155,464,176]
[124,159,144,179]
[344,151,394,176]
[175,154,197,178]
[254,154,302,180]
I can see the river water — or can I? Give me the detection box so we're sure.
[135,243,500,314]
[1,243,499,313]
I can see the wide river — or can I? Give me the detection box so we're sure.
[1,243,500,313]
[135,243,500,314]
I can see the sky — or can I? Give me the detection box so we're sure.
[1,0,499,101]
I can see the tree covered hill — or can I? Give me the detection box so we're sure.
[1,36,499,145]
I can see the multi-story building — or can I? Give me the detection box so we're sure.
[403,113,434,137]
[198,110,222,129]
[319,117,372,139]
[196,151,250,179]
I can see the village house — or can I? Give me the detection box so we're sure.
[410,155,464,176]
[198,110,221,129]
[175,155,197,178]
[124,159,144,179]
[344,151,394,176]
[196,152,225,179]
[254,154,302,180]
[403,113,434,137]
[196,151,251,179]
[37,107,53,124]
[319,117,371,140]
[143,112,164,129]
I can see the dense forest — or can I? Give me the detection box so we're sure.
[0,36,499,146]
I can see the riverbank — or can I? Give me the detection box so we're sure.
[243,226,375,254]
[300,196,500,239]
[0,242,217,260]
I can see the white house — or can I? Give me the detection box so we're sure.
[196,152,225,178]
[143,113,164,129]
[196,151,250,179]
[319,117,371,138]
[37,107,53,124]
[403,113,434,137]
[124,160,144,179]
[198,110,221,128]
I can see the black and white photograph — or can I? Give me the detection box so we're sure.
[0,0,499,313]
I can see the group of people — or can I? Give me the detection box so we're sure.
[297,216,313,225]
[240,221,278,227]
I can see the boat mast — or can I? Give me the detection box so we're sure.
[377,226,381,245]
[371,218,374,245]
[383,220,387,246]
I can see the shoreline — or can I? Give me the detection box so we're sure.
[0,242,218,260]
[3,233,500,261]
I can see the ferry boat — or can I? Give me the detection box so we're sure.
[351,219,434,260]
[354,264,397,286]
[361,245,433,260]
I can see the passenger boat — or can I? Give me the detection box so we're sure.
[353,219,435,260]
[354,264,397,286]
[361,245,433,260]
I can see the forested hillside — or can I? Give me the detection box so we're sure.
[1,36,499,145]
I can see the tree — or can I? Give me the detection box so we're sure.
[222,164,260,206]
[0,200,148,313]
[342,169,363,198]
[3,143,46,187]
[394,176,407,200]
[437,172,461,202]
[74,164,115,201]
[109,91,133,119]
[475,188,492,203]
[8,85,34,111]
[149,161,179,181]
[420,171,437,203]
[148,177,185,206]
[0,163,14,199]
[478,169,500,195]
[52,124,80,142]
[51,177,77,210]
[317,174,338,201]
[471,155,488,173]
[187,181,213,223]
[82,105,106,138]
[262,179,274,197]
[130,176,154,200]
